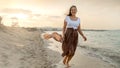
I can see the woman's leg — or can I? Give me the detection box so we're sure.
[63,56,68,64]
[66,50,74,66]
[66,55,73,67]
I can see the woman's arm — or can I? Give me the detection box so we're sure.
[77,24,87,41]
[62,20,67,37]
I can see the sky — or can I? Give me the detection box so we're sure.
[0,0,120,30]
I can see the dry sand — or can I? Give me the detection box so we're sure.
[0,25,59,68]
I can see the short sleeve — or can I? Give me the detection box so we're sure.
[65,16,68,22]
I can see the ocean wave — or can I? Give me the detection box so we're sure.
[79,45,120,68]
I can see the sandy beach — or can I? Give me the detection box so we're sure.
[0,25,116,68]
[0,25,60,68]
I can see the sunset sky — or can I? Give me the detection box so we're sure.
[0,0,120,30]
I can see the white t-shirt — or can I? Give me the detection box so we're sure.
[65,16,80,29]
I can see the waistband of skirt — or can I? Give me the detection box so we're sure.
[67,28,77,31]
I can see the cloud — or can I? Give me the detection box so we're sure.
[0,8,32,14]
[48,15,62,19]
[0,8,43,19]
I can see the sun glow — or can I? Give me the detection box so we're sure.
[0,0,120,29]
[2,13,28,27]
[7,13,28,19]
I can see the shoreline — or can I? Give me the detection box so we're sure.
[42,32,115,68]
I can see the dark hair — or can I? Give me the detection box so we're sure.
[67,5,77,16]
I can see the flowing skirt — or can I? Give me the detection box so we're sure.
[62,28,78,57]
[43,28,78,57]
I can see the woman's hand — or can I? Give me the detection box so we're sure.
[83,36,87,41]
[77,24,87,41]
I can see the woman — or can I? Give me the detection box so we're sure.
[43,5,87,67]
[62,5,87,67]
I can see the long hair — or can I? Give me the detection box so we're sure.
[67,5,77,16]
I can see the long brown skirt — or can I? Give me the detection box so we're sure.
[62,28,78,57]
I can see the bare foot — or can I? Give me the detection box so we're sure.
[66,63,70,68]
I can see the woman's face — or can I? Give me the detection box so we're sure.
[71,7,77,16]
